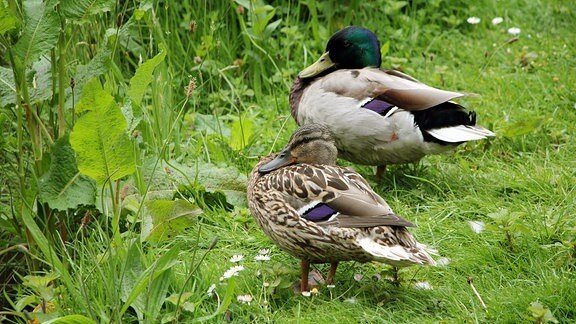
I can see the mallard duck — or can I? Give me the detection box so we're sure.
[247,124,435,293]
[290,26,495,177]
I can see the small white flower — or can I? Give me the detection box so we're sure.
[207,284,216,297]
[414,281,433,290]
[258,249,270,255]
[353,273,363,282]
[467,17,481,24]
[491,17,503,25]
[508,27,521,36]
[254,254,271,261]
[468,220,485,234]
[220,265,245,280]
[229,254,244,263]
[437,257,451,266]
[301,291,311,297]
[237,294,253,304]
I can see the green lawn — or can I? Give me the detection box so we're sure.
[0,0,574,323]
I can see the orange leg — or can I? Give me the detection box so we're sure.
[326,262,339,285]
[376,165,387,181]
[300,259,310,293]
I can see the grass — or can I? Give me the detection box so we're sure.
[0,0,575,322]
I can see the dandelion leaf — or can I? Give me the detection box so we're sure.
[141,199,201,242]
[70,78,136,184]
[13,0,60,67]
[128,49,167,106]
[39,135,97,210]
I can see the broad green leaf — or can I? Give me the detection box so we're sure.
[43,314,96,324]
[0,2,19,35]
[229,117,253,151]
[121,98,142,132]
[67,49,112,114]
[177,183,234,211]
[0,66,16,107]
[137,158,247,207]
[165,292,194,305]
[29,57,54,104]
[23,273,60,289]
[128,49,167,106]
[70,79,136,184]
[74,48,112,94]
[141,199,201,242]
[38,135,97,210]
[15,295,39,312]
[60,0,114,20]
[13,0,60,67]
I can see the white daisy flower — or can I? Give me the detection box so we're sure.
[237,294,253,304]
[229,254,244,263]
[254,254,271,261]
[468,220,486,234]
[508,27,521,35]
[491,17,503,25]
[207,284,216,297]
[467,17,481,24]
[220,265,245,281]
[258,249,270,255]
[414,281,433,290]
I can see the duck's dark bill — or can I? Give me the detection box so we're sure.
[258,150,295,173]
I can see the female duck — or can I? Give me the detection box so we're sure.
[290,26,495,177]
[247,124,435,293]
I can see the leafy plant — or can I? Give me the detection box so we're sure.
[528,301,559,324]
[487,208,530,251]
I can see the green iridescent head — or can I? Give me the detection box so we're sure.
[299,26,381,78]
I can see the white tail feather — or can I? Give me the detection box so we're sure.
[357,237,435,265]
[426,125,495,143]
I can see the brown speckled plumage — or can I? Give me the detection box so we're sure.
[247,124,436,291]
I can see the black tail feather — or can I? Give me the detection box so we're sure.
[411,102,477,144]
